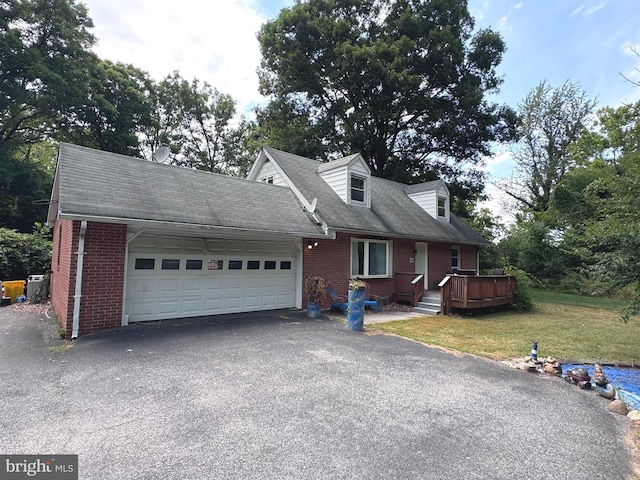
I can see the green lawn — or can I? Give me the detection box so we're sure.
[372,291,639,364]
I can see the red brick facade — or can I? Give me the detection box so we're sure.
[302,232,479,308]
[51,220,127,337]
[51,220,479,334]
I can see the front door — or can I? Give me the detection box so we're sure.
[415,242,428,287]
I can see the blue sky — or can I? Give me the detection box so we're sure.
[82,0,640,218]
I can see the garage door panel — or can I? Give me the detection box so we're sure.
[126,236,298,322]
[157,300,179,315]
[204,299,223,311]
[183,299,203,314]
[183,279,203,293]
[262,295,277,307]
[244,296,260,308]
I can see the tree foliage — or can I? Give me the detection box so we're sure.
[257,0,516,205]
[501,80,597,213]
[0,141,56,232]
[0,0,253,230]
[0,226,52,280]
[0,0,96,151]
[141,72,254,174]
[66,59,155,156]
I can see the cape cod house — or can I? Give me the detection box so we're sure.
[47,143,487,337]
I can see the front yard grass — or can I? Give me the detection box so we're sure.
[372,292,639,364]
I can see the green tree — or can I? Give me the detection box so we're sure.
[257,0,516,203]
[500,80,597,213]
[0,226,52,279]
[0,141,55,232]
[0,0,95,151]
[66,59,154,156]
[551,101,640,319]
[142,72,252,174]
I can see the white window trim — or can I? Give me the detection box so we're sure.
[349,174,367,205]
[451,245,461,271]
[437,195,447,218]
[351,238,391,278]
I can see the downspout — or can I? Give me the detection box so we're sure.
[121,229,145,326]
[71,221,87,339]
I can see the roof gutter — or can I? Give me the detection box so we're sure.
[71,220,87,339]
[57,213,328,239]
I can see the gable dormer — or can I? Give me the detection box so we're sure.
[317,153,371,208]
[405,180,451,222]
[246,150,288,186]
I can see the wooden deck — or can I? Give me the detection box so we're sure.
[439,274,517,315]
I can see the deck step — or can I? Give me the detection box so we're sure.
[412,291,441,315]
[412,306,440,315]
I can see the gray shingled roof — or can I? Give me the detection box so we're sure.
[49,143,325,237]
[263,147,488,245]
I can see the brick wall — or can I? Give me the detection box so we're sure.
[302,233,416,308]
[461,245,479,271]
[427,242,451,290]
[50,219,77,337]
[302,233,480,306]
[50,220,127,337]
[79,222,127,334]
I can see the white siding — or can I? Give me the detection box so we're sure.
[256,162,287,186]
[408,191,437,217]
[408,187,450,222]
[350,162,369,177]
[319,165,349,203]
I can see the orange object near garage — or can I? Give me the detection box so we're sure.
[3,280,26,304]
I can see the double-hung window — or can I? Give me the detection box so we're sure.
[451,246,461,271]
[351,239,390,278]
[350,175,366,203]
[437,196,447,218]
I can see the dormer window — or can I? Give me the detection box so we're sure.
[261,175,274,184]
[437,196,447,218]
[317,153,372,207]
[351,175,366,203]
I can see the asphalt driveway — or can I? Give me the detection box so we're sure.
[0,308,632,479]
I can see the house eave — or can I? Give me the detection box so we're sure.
[56,212,329,240]
[329,227,489,246]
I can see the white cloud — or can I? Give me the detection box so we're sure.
[570,5,585,17]
[585,3,605,15]
[83,0,272,115]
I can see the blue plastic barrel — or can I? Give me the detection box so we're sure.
[307,302,321,318]
[347,288,365,331]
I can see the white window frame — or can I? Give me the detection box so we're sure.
[437,195,447,218]
[350,174,366,204]
[451,245,461,271]
[261,175,274,184]
[350,238,391,278]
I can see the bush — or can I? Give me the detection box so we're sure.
[504,266,535,311]
[0,227,52,280]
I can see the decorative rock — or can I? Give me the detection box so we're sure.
[543,356,562,376]
[607,399,629,416]
[627,410,640,422]
[593,363,609,386]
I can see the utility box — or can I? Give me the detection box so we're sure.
[27,275,45,301]
[0,280,9,306]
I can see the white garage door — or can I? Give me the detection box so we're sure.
[125,234,298,322]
